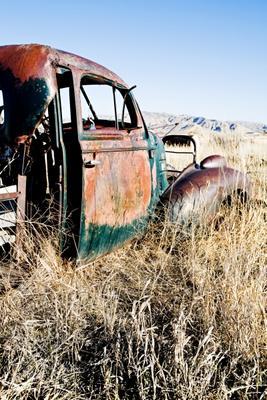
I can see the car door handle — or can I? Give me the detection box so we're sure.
[84,159,101,168]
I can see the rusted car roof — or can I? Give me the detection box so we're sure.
[0,44,128,142]
[0,44,127,87]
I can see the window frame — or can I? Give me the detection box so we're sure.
[79,75,138,134]
[57,68,78,136]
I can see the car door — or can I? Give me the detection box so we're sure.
[77,78,153,260]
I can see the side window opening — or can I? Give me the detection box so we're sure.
[81,84,115,128]
[57,70,77,135]
[59,87,72,125]
[57,69,82,256]
[0,90,4,127]
[80,77,137,132]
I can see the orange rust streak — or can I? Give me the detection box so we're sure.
[0,44,53,83]
[83,151,151,227]
[0,44,128,88]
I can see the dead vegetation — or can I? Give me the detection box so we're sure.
[0,132,266,399]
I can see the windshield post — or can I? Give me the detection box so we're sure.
[113,87,119,130]
[121,85,137,130]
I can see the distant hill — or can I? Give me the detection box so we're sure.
[143,112,267,137]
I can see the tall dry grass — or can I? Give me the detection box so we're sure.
[0,132,266,399]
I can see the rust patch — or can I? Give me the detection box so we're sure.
[83,149,151,227]
[0,44,53,83]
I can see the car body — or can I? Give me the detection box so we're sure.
[0,44,251,260]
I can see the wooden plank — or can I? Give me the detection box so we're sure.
[17,175,27,221]
[0,192,19,201]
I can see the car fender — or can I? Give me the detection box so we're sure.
[160,160,251,224]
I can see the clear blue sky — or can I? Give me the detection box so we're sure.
[1,0,266,123]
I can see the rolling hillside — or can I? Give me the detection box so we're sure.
[143,111,267,137]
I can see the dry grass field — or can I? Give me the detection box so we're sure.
[0,132,266,399]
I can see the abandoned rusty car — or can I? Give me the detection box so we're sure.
[0,44,250,260]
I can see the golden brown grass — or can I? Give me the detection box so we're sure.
[0,132,266,399]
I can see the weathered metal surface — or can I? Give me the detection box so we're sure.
[0,44,127,144]
[0,44,168,260]
[77,128,169,259]
[200,155,227,169]
[161,163,251,223]
[0,44,252,261]
[0,45,55,143]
